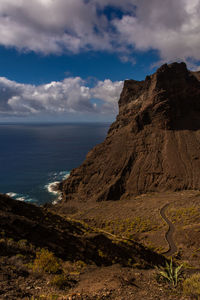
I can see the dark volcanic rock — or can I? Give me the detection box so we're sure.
[61,62,200,202]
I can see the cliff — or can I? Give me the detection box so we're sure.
[60,62,200,202]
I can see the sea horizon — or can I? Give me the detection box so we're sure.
[0,121,112,125]
[0,122,110,205]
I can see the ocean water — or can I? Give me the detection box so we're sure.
[0,123,110,205]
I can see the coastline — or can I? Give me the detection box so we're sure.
[5,171,70,206]
[45,172,70,205]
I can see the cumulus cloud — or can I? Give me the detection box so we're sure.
[91,79,123,113]
[0,0,115,54]
[0,76,123,117]
[1,0,200,64]
[114,0,200,64]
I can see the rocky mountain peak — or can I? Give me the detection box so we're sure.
[60,62,200,202]
[113,62,200,134]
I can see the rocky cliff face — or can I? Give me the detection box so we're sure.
[60,62,200,202]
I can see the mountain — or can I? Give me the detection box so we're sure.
[60,62,200,202]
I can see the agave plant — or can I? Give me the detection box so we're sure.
[157,258,183,287]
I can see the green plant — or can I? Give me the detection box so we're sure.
[51,274,69,289]
[157,258,183,287]
[183,273,200,298]
[75,260,87,271]
[32,248,61,274]
[17,239,29,251]
[168,206,200,225]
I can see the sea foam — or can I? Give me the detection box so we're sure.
[6,192,17,198]
[45,170,70,204]
[46,181,60,195]
[16,197,25,202]
[6,192,35,202]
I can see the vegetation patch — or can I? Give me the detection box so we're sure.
[156,258,183,287]
[182,272,200,298]
[167,206,200,225]
[51,274,70,289]
[86,216,162,239]
[32,248,62,274]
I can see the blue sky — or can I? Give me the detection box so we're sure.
[0,0,200,122]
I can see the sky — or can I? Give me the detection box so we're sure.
[0,0,200,123]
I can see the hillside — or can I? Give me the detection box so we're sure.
[0,193,167,299]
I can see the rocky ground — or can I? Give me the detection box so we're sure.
[1,191,200,299]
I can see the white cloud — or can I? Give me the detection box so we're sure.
[114,0,200,63]
[0,0,116,54]
[91,79,123,113]
[0,76,123,117]
[1,1,200,65]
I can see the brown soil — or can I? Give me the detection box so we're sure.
[0,259,189,299]
[51,190,200,299]
[1,190,200,299]
[54,190,200,268]
[1,190,199,299]
[0,193,167,299]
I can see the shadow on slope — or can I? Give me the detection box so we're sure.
[0,194,165,268]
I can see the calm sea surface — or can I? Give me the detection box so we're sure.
[0,123,110,205]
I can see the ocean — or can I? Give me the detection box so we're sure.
[0,123,110,205]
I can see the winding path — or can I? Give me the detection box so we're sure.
[160,203,177,256]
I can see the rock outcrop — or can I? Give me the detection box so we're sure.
[60,62,200,202]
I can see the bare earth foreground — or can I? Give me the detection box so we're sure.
[55,190,200,269]
[1,190,200,299]
[55,189,200,299]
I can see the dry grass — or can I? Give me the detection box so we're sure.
[182,272,200,298]
[167,206,200,225]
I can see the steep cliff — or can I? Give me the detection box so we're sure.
[60,62,200,202]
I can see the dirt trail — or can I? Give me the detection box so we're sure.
[160,203,177,256]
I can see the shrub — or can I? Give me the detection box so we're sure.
[32,248,61,274]
[7,237,15,247]
[75,260,87,271]
[51,274,69,289]
[157,258,183,287]
[183,273,200,298]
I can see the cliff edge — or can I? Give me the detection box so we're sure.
[60,62,200,202]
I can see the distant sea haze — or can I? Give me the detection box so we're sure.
[0,123,110,205]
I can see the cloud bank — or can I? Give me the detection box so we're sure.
[0,0,200,64]
[0,76,123,117]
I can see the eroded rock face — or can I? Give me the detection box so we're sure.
[61,62,200,202]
